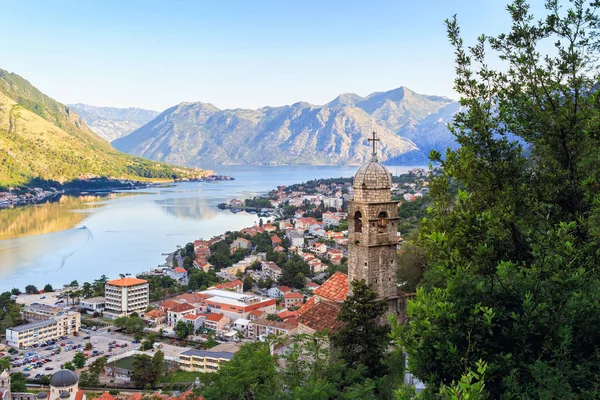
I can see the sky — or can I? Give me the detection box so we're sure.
[0,0,547,111]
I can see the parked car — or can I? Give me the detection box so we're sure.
[45,367,53,371]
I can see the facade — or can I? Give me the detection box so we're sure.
[183,314,206,332]
[283,293,304,309]
[6,320,58,348]
[167,303,196,326]
[78,297,105,314]
[22,304,61,322]
[196,289,276,321]
[104,277,149,317]
[347,147,399,301]
[179,349,235,373]
[144,309,167,326]
[203,313,229,331]
[261,261,283,280]
[248,318,297,339]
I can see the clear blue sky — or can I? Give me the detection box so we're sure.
[0,0,546,111]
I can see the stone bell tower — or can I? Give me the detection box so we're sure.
[348,132,399,301]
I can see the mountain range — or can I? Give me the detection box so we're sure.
[0,68,206,188]
[67,104,159,142]
[109,87,461,166]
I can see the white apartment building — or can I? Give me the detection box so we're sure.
[6,319,59,348]
[104,277,149,317]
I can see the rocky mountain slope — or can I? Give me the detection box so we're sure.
[114,87,460,166]
[0,68,206,188]
[67,103,159,142]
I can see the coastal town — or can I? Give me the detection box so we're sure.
[0,166,434,398]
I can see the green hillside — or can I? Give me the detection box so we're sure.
[0,68,209,189]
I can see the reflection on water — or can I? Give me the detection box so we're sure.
[0,227,93,283]
[0,193,139,240]
[154,197,217,221]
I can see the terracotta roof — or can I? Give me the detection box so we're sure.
[107,277,147,287]
[168,302,196,313]
[172,293,201,304]
[297,296,315,315]
[205,313,225,322]
[184,313,205,321]
[274,245,285,252]
[249,310,265,317]
[231,279,243,286]
[297,299,343,333]
[278,286,292,294]
[306,282,320,288]
[74,389,85,400]
[96,393,115,400]
[278,310,298,320]
[271,235,282,243]
[145,309,166,318]
[284,292,304,299]
[161,299,179,309]
[313,272,348,302]
[173,267,187,273]
[252,318,297,330]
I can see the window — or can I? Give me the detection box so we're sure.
[354,211,362,233]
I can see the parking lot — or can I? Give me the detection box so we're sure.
[8,328,136,380]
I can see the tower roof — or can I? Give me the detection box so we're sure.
[353,160,392,191]
[50,369,79,387]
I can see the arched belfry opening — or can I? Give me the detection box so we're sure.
[354,211,362,233]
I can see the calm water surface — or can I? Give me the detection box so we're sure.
[0,165,419,291]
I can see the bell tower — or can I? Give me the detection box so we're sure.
[348,132,399,300]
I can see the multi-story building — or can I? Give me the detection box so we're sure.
[79,297,106,314]
[283,292,304,309]
[196,289,276,321]
[167,303,196,326]
[22,303,61,322]
[248,318,297,340]
[6,320,59,348]
[179,349,235,373]
[54,312,81,336]
[104,277,149,317]
[203,313,230,331]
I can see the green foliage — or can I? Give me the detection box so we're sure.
[201,342,280,400]
[63,362,76,371]
[0,292,24,332]
[396,242,427,293]
[10,372,27,392]
[43,284,53,292]
[331,280,390,378]
[277,254,311,289]
[243,274,254,291]
[10,288,21,295]
[401,2,600,398]
[73,352,87,369]
[25,285,39,294]
[131,351,165,388]
[114,315,146,335]
[174,320,193,339]
[0,356,11,372]
[244,197,273,208]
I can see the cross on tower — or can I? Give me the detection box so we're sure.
[368,131,380,156]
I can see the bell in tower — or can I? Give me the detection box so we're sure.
[348,132,400,300]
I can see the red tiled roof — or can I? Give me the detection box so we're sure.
[205,313,225,322]
[274,245,285,252]
[249,310,265,317]
[168,302,196,313]
[278,310,298,320]
[278,285,292,294]
[145,309,166,318]
[96,393,115,400]
[184,313,205,321]
[172,293,201,304]
[173,267,187,273]
[297,299,343,333]
[297,296,315,315]
[306,282,320,288]
[74,389,85,400]
[231,279,243,286]
[107,277,147,287]
[313,272,348,302]
[161,300,179,310]
[284,292,304,299]
[271,235,282,243]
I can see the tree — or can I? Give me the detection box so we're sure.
[25,285,39,294]
[0,356,10,372]
[131,354,154,387]
[82,282,93,298]
[84,342,93,350]
[88,356,108,376]
[266,314,281,322]
[396,242,427,293]
[73,352,86,369]
[79,371,100,387]
[63,362,76,371]
[70,280,79,287]
[151,350,165,384]
[174,320,192,339]
[401,1,600,397]
[141,340,153,351]
[202,342,279,400]
[114,315,146,335]
[10,372,27,392]
[10,288,21,296]
[331,280,390,378]
[243,274,253,291]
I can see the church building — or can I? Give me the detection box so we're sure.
[298,132,407,333]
